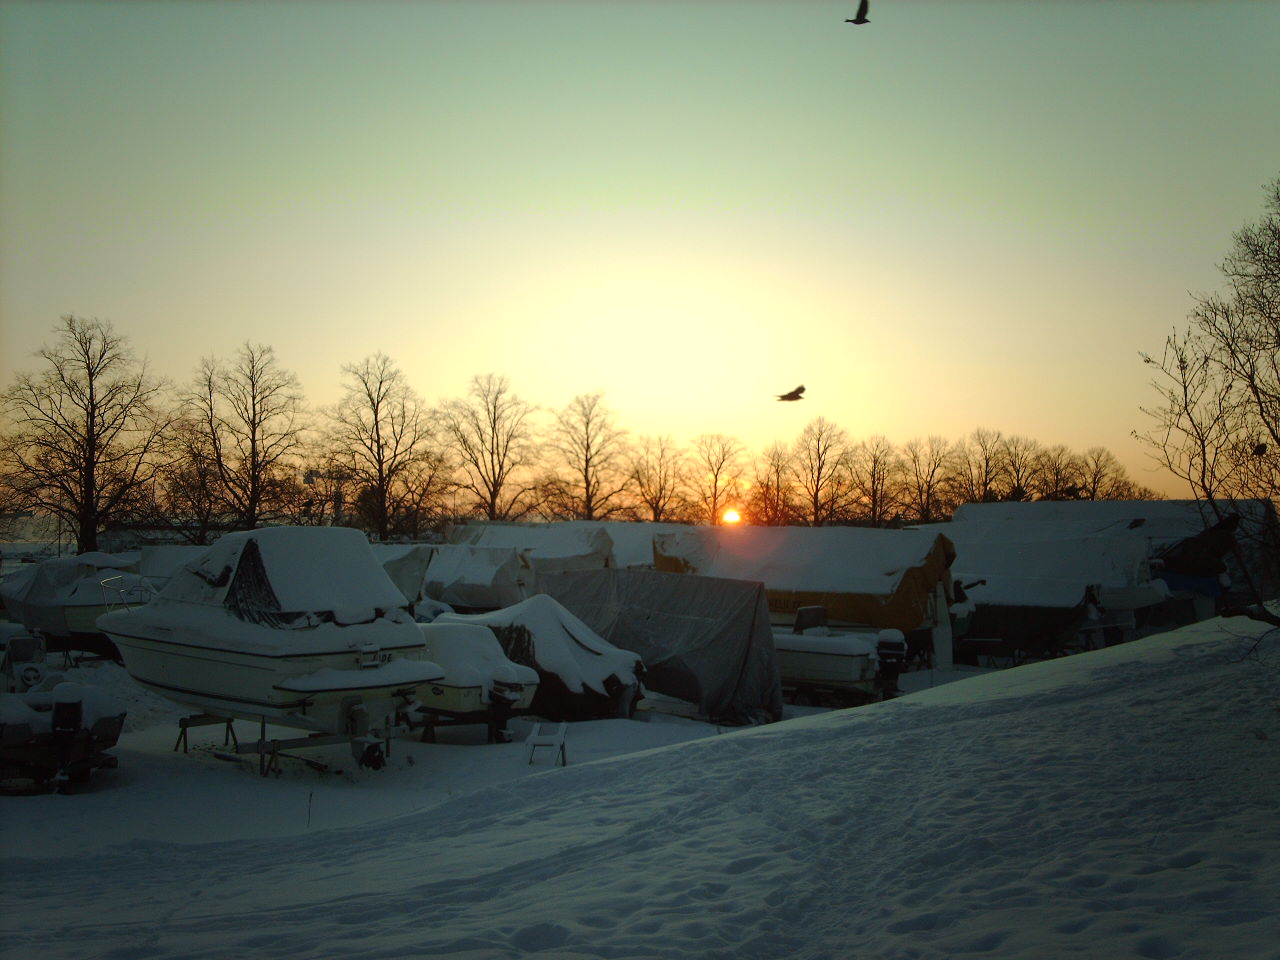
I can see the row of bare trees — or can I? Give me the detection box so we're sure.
[0,316,1161,551]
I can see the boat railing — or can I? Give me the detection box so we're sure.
[100,575,157,612]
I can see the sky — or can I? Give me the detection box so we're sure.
[2,0,1279,496]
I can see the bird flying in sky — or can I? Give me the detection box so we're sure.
[845,0,870,25]
[777,385,805,402]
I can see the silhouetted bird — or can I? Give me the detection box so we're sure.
[845,0,870,25]
[777,385,805,402]
[1254,442,1268,457]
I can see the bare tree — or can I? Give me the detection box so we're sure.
[1139,176,1280,506]
[1138,328,1239,500]
[1077,446,1142,501]
[790,418,854,526]
[150,416,221,543]
[440,373,539,521]
[1032,444,1086,501]
[949,428,1007,505]
[185,342,305,531]
[394,451,454,539]
[745,442,799,526]
[544,392,630,521]
[0,316,172,551]
[691,433,745,526]
[325,354,440,540]
[847,435,904,526]
[999,434,1042,502]
[629,434,691,523]
[902,435,954,523]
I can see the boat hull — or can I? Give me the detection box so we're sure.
[101,618,440,735]
[416,679,538,717]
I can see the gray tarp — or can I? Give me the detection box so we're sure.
[539,568,784,724]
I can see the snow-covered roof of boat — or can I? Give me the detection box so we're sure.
[161,526,408,614]
[437,595,640,697]
[549,521,695,568]
[368,543,438,602]
[651,526,956,631]
[422,545,527,610]
[416,622,539,688]
[943,528,1155,588]
[949,499,1272,549]
[0,552,145,608]
[922,503,1229,609]
[447,522,614,564]
[136,545,210,581]
[652,525,950,596]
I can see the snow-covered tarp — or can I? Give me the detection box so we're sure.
[446,522,615,580]
[938,528,1168,611]
[543,521,697,568]
[416,622,539,696]
[0,551,148,638]
[421,545,529,611]
[540,568,783,724]
[368,543,438,603]
[160,527,410,626]
[437,595,642,720]
[950,498,1280,601]
[653,526,956,633]
[133,545,211,597]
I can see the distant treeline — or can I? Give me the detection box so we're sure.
[0,317,1162,551]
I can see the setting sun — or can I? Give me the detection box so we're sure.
[722,509,742,525]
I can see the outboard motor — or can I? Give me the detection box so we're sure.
[874,629,908,700]
[51,681,86,768]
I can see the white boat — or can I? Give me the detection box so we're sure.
[415,621,539,717]
[772,629,880,705]
[0,552,150,659]
[97,527,445,752]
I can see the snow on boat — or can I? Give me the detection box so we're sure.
[0,551,150,660]
[415,622,539,716]
[410,622,539,741]
[1,633,127,791]
[0,680,126,791]
[96,527,445,750]
[773,629,880,705]
[437,595,644,720]
[772,625,912,705]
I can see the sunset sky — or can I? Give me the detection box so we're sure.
[3,1,1278,496]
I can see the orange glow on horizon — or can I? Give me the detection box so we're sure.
[722,508,742,525]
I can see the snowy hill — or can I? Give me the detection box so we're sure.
[2,616,1278,959]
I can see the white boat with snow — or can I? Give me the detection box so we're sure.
[0,551,151,660]
[414,622,539,739]
[97,528,445,752]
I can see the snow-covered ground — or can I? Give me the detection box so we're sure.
[2,616,1278,959]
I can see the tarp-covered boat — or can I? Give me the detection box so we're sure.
[653,525,956,634]
[97,527,444,761]
[539,567,783,724]
[436,595,643,721]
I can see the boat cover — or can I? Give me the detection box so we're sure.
[0,552,146,636]
[421,545,529,610]
[653,526,956,633]
[436,595,642,721]
[160,527,411,628]
[540,568,783,724]
[369,543,439,603]
[446,523,615,581]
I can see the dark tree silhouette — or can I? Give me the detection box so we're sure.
[0,316,172,551]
